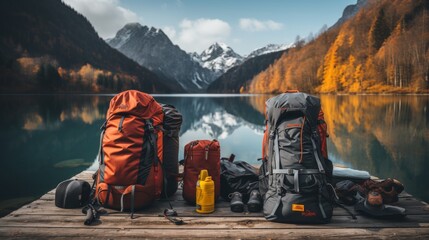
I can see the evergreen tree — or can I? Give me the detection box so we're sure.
[368,8,391,52]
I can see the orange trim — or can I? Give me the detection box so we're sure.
[287,123,302,128]
[299,116,306,163]
[292,204,305,212]
[284,90,300,93]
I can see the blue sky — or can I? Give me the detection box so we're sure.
[64,0,356,55]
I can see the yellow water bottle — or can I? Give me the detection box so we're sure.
[196,169,215,213]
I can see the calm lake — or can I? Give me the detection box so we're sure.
[0,94,428,216]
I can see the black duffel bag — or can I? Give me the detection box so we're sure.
[220,155,259,202]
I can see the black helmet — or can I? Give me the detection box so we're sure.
[55,179,91,209]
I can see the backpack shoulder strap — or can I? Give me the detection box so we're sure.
[137,119,158,185]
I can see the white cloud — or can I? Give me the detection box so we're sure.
[239,18,283,32]
[176,18,231,53]
[63,0,140,38]
[162,26,177,40]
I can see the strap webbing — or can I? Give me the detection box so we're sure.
[120,193,124,212]
[274,130,280,172]
[293,169,299,193]
[131,185,135,219]
[97,130,105,164]
[97,126,106,183]
[272,169,321,174]
[318,189,327,219]
[311,137,325,173]
[98,164,105,183]
[137,119,157,185]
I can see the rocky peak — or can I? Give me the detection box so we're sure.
[197,42,243,74]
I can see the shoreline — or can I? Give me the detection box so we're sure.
[1,92,429,96]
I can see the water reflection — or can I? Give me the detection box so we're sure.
[155,96,265,162]
[0,95,108,216]
[319,95,429,202]
[0,94,428,216]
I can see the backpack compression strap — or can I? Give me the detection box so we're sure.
[137,119,158,185]
[97,122,106,182]
[271,125,325,193]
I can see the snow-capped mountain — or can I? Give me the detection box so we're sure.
[245,43,292,60]
[107,23,293,92]
[107,23,215,92]
[195,42,243,75]
[192,110,263,139]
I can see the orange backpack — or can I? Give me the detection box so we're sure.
[95,90,164,213]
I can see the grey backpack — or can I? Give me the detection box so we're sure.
[259,92,334,223]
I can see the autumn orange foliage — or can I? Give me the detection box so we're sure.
[247,0,428,94]
[17,57,138,92]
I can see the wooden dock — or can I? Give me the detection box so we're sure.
[1,170,429,239]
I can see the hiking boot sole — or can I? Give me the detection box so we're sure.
[247,201,262,212]
[230,202,244,213]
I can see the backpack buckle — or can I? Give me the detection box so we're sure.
[145,119,154,132]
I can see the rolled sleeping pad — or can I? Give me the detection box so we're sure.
[161,104,183,197]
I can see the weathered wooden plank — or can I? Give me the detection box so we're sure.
[9,199,429,218]
[1,214,429,229]
[15,191,429,216]
[2,169,429,239]
[1,227,428,239]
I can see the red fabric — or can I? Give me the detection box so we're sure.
[97,90,164,209]
[183,140,221,203]
[317,109,328,159]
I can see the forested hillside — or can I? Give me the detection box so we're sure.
[0,0,182,93]
[246,0,428,93]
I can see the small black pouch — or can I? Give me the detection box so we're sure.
[55,179,91,209]
[335,180,358,205]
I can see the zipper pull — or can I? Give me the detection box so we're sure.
[205,146,209,160]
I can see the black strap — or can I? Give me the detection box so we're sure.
[88,172,97,204]
[137,119,157,185]
[97,124,106,183]
[304,117,326,174]
[334,200,357,220]
[130,185,135,219]
[318,187,327,219]
[163,209,183,225]
[97,130,105,164]
[160,161,184,225]
[161,162,174,211]
[311,136,325,173]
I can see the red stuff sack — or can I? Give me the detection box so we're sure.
[182,140,220,204]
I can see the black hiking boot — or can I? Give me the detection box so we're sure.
[229,192,244,213]
[247,190,262,212]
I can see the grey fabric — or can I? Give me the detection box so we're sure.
[262,92,333,223]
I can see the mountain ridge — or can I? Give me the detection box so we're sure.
[107,23,292,92]
[0,0,181,93]
[107,23,217,92]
